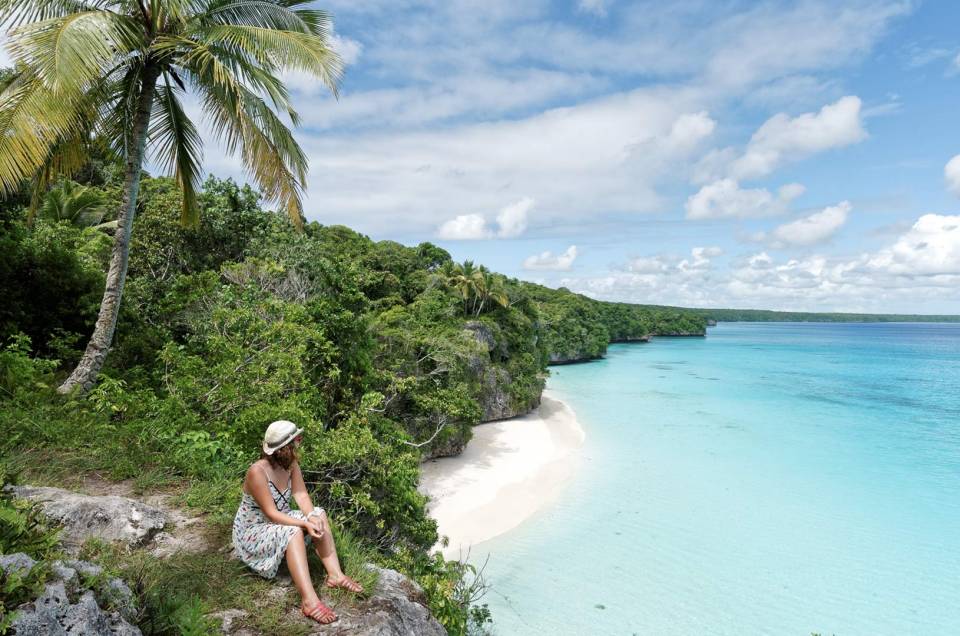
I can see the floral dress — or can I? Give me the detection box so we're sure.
[232,473,320,579]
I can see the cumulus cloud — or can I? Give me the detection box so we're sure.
[436,197,535,240]
[866,214,960,275]
[768,201,851,247]
[496,197,534,238]
[945,154,960,196]
[730,96,867,180]
[555,213,960,312]
[523,245,579,271]
[436,214,491,240]
[685,179,804,219]
[330,32,363,65]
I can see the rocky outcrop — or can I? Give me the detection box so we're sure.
[475,365,540,422]
[216,565,444,636]
[610,334,651,343]
[463,321,542,423]
[547,351,603,364]
[0,553,141,635]
[9,485,166,554]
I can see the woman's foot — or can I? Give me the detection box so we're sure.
[325,574,364,594]
[302,600,337,624]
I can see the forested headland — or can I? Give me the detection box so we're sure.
[697,308,960,323]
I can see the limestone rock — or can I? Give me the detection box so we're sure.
[10,485,166,552]
[548,350,602,364]
[217,565,444,636]
[0,552,36,576]
[0,553,141,636]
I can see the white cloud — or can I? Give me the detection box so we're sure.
[435,197,535,240]
[554,213,960,312]
[523,245,579,271]
[945,154,960,196]
[301,91,713,234]
[496,197,534,238]
[330,32,363,66]
[685,179,804,220]
[866,214,960,275]
[769,201,851,247]
[436,214,491,240]
[680,246,724,270]
[627,256,670,274]
[730,96,867,180]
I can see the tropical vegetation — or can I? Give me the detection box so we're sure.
[0,0,342,394]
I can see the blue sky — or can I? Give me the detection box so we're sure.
[36,0,960,313]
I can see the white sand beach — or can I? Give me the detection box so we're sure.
[418,390,586,560]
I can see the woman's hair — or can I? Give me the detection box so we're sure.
[261,443,297,470]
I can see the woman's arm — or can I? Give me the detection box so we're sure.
[291,462,318,517]
[244,464,314,530]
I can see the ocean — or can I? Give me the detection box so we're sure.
[475,322,960,635]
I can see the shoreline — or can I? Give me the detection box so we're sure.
[418,390,586,560]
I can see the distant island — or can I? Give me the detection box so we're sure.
[695,308,960,323]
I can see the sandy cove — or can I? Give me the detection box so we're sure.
[418,391,585,560]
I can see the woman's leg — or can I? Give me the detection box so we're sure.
[311,511,347,580]
[285,528,324,609]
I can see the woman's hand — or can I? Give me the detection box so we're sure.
[303,519,324,540]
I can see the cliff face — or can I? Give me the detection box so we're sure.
[462,321,543,421]
[421,321,544,460]
[548,351,603,364]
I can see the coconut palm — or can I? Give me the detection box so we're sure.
[0,0,342,393]
[38,179,108,227]
[472,267,509,316]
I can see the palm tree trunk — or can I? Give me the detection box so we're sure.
[58,67,159,394]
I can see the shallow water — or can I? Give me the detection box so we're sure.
[475,322,960,635]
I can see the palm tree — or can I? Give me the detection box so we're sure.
[443,260,477,315]
[37,179,108,227]
[0,0,342,393]
[472,267,509,316]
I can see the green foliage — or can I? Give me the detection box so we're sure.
[37,180,108,228]
[0,560,49,634]
[0,473,61,561]
[0,216,105,360]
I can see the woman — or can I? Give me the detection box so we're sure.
[233,420,363,625]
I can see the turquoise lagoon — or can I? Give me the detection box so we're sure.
[476,322,960,635]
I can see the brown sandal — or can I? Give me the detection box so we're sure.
[325,575,363,594]
[303,600,337,624]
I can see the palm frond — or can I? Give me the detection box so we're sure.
[190,24,341,95]
[7,11,142,94]
[0,0,110,28]
[0,71,91,195]
[194,74,307,226]
[39,179,106,225]
[194,0,319,34]
[151,77,202,225]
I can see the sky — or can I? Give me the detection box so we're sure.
[11,0,960,313]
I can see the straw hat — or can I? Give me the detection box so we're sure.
[262,420,303,455]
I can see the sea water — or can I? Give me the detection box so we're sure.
[475,322,960,635]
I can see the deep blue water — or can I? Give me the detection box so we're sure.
[476,322,960,635]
